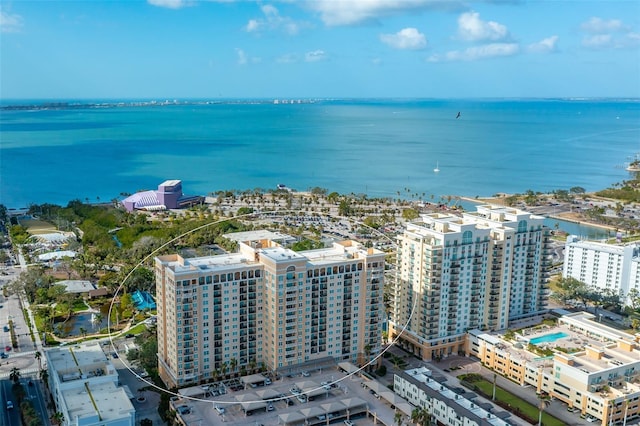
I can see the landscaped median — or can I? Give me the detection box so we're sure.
[458,373,564,426]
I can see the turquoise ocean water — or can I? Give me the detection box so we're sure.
[1,99,639,209]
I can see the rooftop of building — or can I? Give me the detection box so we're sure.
[63,381,134,422]
[223,230,297,244]
[160,179,181,187]
[258,244,307,262]
[55,279,95,293]
[398,367,513,426]
[302,241,383,265]
[158,252,260,274]
[47,342,117,383]
[565,235,632,253]
[477,312,640,374]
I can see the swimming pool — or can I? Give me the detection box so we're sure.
[529,332,569,345]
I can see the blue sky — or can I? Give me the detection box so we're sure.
[1,0,639,99]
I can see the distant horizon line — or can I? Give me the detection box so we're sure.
[2,96,639,108]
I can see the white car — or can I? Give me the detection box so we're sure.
[301,371,310,377]
[344,421,354,426]
[215,405,225,415]
[586,416,597,423]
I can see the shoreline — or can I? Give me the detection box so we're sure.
[458,196,619,233]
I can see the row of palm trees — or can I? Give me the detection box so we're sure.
[209,357,264,382]
[9,356,64,425]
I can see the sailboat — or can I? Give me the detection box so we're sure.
[434,161,440,173]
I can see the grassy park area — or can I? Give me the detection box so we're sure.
[459,374,564,426]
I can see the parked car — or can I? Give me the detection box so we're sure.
[4,346,11,352]
[6,400,13,410]
[0,352,7,359]
[344,421,354,426]
[301,371,310,377]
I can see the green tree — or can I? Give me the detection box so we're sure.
[40,368,49,387]
[327,192,340,204]
[50,412,64,425]
[537,394,551,426]
[411,407,432,426]
[401,208,420,220]
[34,351,42,370]
[338,200,352,216]
[394,411,403,426]
[503,329,516,341]
[628,288,640,311]
[9,366,21,384]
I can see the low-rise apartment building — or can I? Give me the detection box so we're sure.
[468,312,640,426]
[393,367,517,426]
[155,234,385,388]
[45,342,135,426]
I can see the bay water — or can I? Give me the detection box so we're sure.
[1,99,639,210]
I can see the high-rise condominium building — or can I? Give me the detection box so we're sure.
[155,235,385,388]
[563,235,640,303]
[390,205,551,361]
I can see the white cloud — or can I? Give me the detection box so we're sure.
[305,50,327,62]
[457,11,509,42]
[0,9,24,33]
[582,34,613,49]
[276,53,299,64]
[147,0,190,9]
[308,0,464,26]
[579,17,639,50]
[236,48,248,65]
[580,17,625,34]
[371,57,383,66]
[527,35,558,53]
[380,27,427,50]
[428,42,519,62]
[245,4,309,35]
[235,48,261,65]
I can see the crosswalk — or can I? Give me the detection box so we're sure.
[0,367,40,379]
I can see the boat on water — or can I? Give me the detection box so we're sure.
[434,162,440,173]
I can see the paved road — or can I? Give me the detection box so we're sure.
[0,378,21,426]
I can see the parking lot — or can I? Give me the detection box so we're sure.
[170,367,403,426]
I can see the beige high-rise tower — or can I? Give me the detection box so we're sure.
[155,234,385,389]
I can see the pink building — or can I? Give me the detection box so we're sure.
[122,180,203,212]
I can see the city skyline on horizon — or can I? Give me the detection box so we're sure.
[1,0,639,100]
